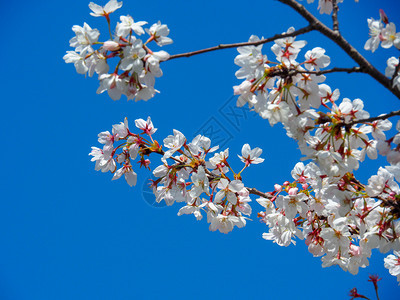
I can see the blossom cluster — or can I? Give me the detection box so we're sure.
[89,115,400,283]
[89,116,160,186]
[90,117,265,234]
[258,161,400,278]
[78,0,400,285]
[364,9,400,90]
[364,9,400,53]
[231,27,400,282]
[63,0,172,101]
[233,29,330,121]
[235,30,383,176]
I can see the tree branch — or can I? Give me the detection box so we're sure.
[167,25,314,60]
[277,0,400,100]
[291,66,365,76]
[344,109,400,126]
[331,0,340,32]
[246,187,273,199]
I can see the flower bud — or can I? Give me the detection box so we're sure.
[274,184,282,192]
[379,9,389,25]
[103,41,120,51]
[349,244,361,256]
[298,175,307,184]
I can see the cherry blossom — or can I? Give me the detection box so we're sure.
[135,116,157,135]
[69,23,100,54]
[63,51,89,74]
[64,1,173,102]
[386,57,400,89]
[146,21,173,46]
[68,0,400,285]
[384,251,400,284]
[239,144,264,166]
[364,18,384,52]
[116,15,147,36]
[381,23,400,49]
[89,0,122,18]
[112,163,137,186]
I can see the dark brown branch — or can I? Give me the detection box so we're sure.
[246,187,273,199]
[331,0,340,32]
[277,0,400,100]
[292,66,365,76]
[264,66,365,81]
[344,109,400,126]
[166,25,314,60]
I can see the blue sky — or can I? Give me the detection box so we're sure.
[2,0,400,299]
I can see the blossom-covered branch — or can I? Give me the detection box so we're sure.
[89,114,400,280]
[278,0,400,100]
[64,0,173,101]
[90,116,268,233]
[66,0,400,285]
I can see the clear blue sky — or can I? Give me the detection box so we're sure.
[1,0,400,299]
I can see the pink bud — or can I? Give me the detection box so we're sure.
[283,181,290,186]
[302,183,309,190]
[380,9,389,25]
[349,244,361,256]
[298,175,307,184]
[103,41,120,51]
[274,184,282,192]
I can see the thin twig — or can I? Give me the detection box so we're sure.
[331,0,340,32]
[375,289,380,300]
[167,25,314,60]
[343,109,400,126]
[292,66,364,76]
[262,66,365,80]
[246,187,273,199]
[277,0,400,100]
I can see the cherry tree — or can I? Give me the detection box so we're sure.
[64,0,400,292]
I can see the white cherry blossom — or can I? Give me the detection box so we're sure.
[116,15,148,36]
[384,251,400,284]
[146,21,173,46]
[239,144,264,166]
[112,163,137,186]
[364,18,384,52]
[89,0,122,18]
[69,23,100,54]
